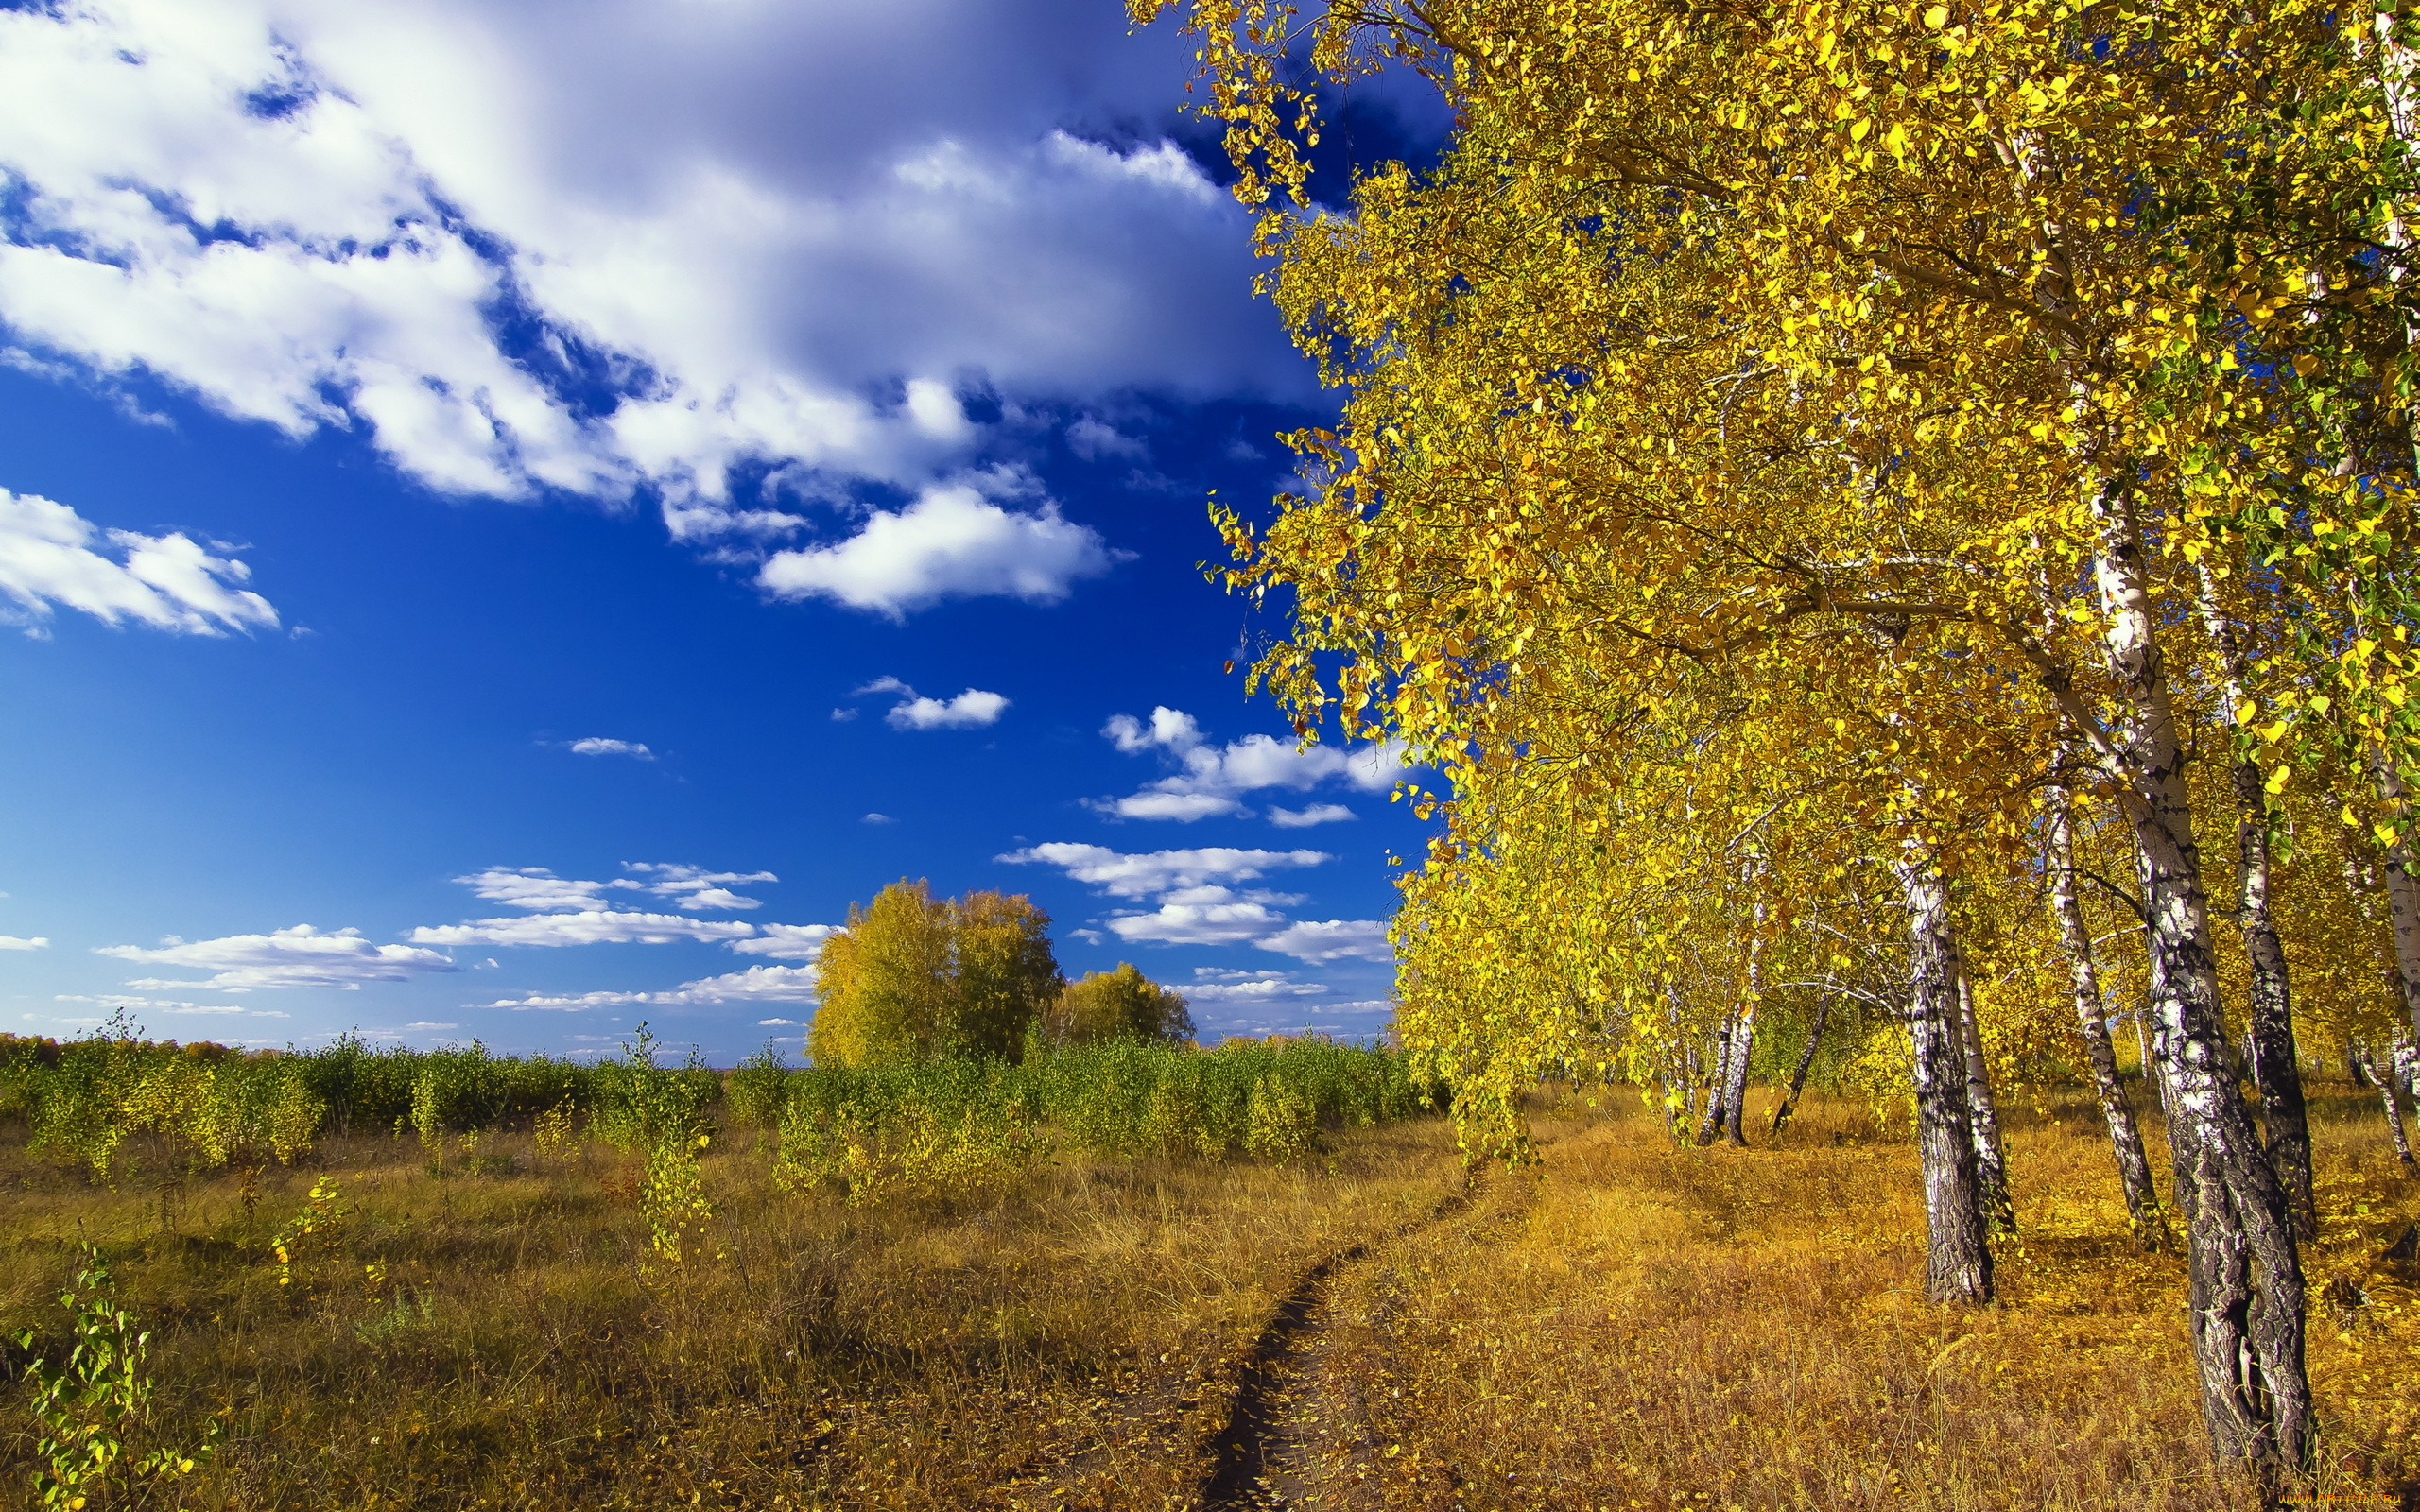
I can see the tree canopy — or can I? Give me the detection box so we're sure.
[1046,963,1197,1047]
[1141,0,2420,1481]
[808,882,1063,1066]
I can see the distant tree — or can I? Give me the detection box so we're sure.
[1046,963,1195,1048]
[808,881,1062,1066]
[949,889,1064,1060]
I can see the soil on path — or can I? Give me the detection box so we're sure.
[1199,1160,1542,1511]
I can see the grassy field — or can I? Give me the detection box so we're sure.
[1,1084,2413,1511]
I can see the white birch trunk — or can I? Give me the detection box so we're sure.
[2191,560,2313,1235]
[1895,849,1992,1305]
[2357,1040,2417,1167]
[1954,968,2014,1232]
[2049,789,2166,1244]
[2088,481,2309,1469]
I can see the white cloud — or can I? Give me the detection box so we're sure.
[729,923,838,961]
[1107,899,1288,948]
[458,862,773,913]
[664,965,821,1003]
[1268,803,1356,828]
[409,911,754,948]
[401,1021,459,1030]
[1182,969,1327,1003]
[1093,707,1409,821]
[1258,919,1392,963]
[457,866,639,913]
[849,676,1010,730]
[96,924,457,990]
[161,1005,289,1017]
[568,737,653,760]
[1067,416,1147,461]
[1103,707,1203,754]
[492,963,820,1010]
[0,935,47,950]
[622,862,776,911]
[758,479,1115,618]
[1107,791,1240,822]
[491,991,640,1012]
[0,488,278,637]
[862,811,893,824]
[0,1,1299,578]
[997,843,1331,899]
[888,688,1008,730]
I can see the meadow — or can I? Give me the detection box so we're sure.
[0,1033,2412,1511]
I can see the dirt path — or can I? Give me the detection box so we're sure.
[1198,1163,1536,1511]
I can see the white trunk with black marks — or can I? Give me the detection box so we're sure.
[2396,1033,2420,1127]
[2091,485,2309,1471]
[1719,1005,1754,1145]
[2357,1040,2417,1167]
[2049,790,2165,1243]
[1772,996,1832,1136]
[2135,1007,2166,1116]
[2193,561,2313,1236]
[1895,850,1993,1305]
[1720,926,1762,1145]
[2376,763,2420,1054]
[1695,1009,1737,1146]
[1955,969,2014,1232]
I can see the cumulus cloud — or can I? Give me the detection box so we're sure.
[622,862,776,911]
[847,675,1009,730]
[458,862,773,913]
[0,935,47,950]
[1268,803,1356,828]
[567,737,653,760]
[729,923,838,961]
[160,1005,289,1018]
[1258,919,1392,963]
[457,866,638,913]
[1002,841,1385,961]
[492,963,820,1009]
[890,689,1008,730]
[996,843,1330,899]
[96,925,457,990]
[1182,967,1327,1003]
[758,479,1115,618]
[1067,415,1147,461]
[0,488,278,637]
[409,911,755,948]
[1106,899,1289,948]
[0,0,1299,576]
[1093,707,1408,822]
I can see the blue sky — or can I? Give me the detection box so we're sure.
[0,0,1443,1059]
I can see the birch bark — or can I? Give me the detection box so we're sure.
[1895,850,1993,1305]
[1955,969,2014,1232]
[2191,559,2314,1237]
[2048,789,2166,1245]
[1771,996,1831,1137]
[1695,1010,1736,1146]
[1719,927,1762,1146]
[2356,1040,2417,1167]
[2089,482,2309,1470]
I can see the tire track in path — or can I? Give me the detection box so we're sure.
[1198,1161,1537,1511]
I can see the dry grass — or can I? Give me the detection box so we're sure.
[1309,1088,2420,1512]
[0,1121,1458,1510]
[1,1088,2413,1510]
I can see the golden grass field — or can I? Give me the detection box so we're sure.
[1,1085,2413,1511]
